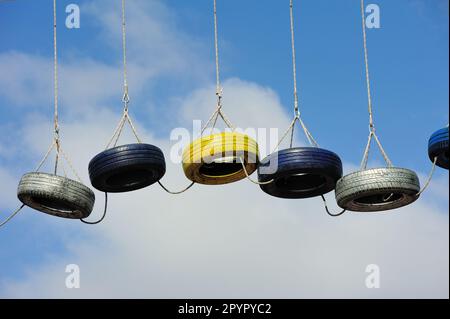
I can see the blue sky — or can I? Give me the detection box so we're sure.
[0,0,448,298]
[1,0,448,166]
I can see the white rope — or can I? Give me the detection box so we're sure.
[106,113,126,149]
[416,157,437,197]
[298,116,318,147]
[359,0,393,170]
[238,157,273,185]
[213,0,221,102]
[46,0,83,181]
[53,0,60,175]
[112,114,127,147]
[275,0,318,150]
[35,140,56,172]
[290,0,299,118]
[201,108,220,134]
[104,0,143,148]
[273,116,319,153]
[125,112,143,143]
[274,116,297,151]
[200,0,234,136]
[59,146,83,183]
[360,0,373,130]
[121,0,129,102]
[372,133,393,167]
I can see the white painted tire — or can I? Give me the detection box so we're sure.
[335,168,420,212]
[17,172,95,219]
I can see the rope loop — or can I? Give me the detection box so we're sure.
[122,91,130,105]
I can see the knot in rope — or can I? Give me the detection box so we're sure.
[122,93,130,107]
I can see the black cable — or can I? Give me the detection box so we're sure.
[80,192,108,225]
[321,195,347,217]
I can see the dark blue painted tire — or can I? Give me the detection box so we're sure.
[258,147,343,199]
[89,143,166,193]
[428,127,449,170]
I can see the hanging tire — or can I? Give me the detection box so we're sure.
[335,167,420,212]
[89,143,166,193]
[182,132,259,185]
[258,147,343,199]
[428,127,449,170]
[17,172,95,219]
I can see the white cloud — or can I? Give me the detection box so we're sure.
[0,52,52,108]
[0,0,448,299]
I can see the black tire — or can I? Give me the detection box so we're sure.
[89,143,166,193]
[258,147,343,199]
[335,167,420,212]
[17,172,95,219]
[428,127,449,170]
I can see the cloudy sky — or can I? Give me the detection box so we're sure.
[0,0,448,298]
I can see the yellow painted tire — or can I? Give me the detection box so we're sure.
[182,132,259,185]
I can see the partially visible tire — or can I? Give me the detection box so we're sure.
[428,127,449,170]
[17,172,95,219]
[89,143,166,193]
[182,132,259,185]
[335,167,420,212]
[258,147,343,199]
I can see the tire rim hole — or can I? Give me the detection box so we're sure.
[354,193,404,206]
[199,156,243,177]
[31,197,75,214]
[275,173,326,192]
[106,169,152,188]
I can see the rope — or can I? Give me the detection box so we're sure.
[274,0,318,150]
[416,157,437,197]
[0,205,25,228]
[39,0,83,181]
[289,0,299,118]
[320,195,346,217]
[35,140,56,171]
[238,157,273,185]
[103,0,143,149]
[158,181,195,194]
[213,0,221,103]
[200,0,235,136]
[359,0,393,170]
[59,146,83,183]
[121,0,129,103]
[30,0,82,180]
[274,116,297,151]
[273,115,319,153]
[125,112,142,143]
[112,114,127,147]
[80,193,108,224]
[53,0,61,175]
[361,0,373,130]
